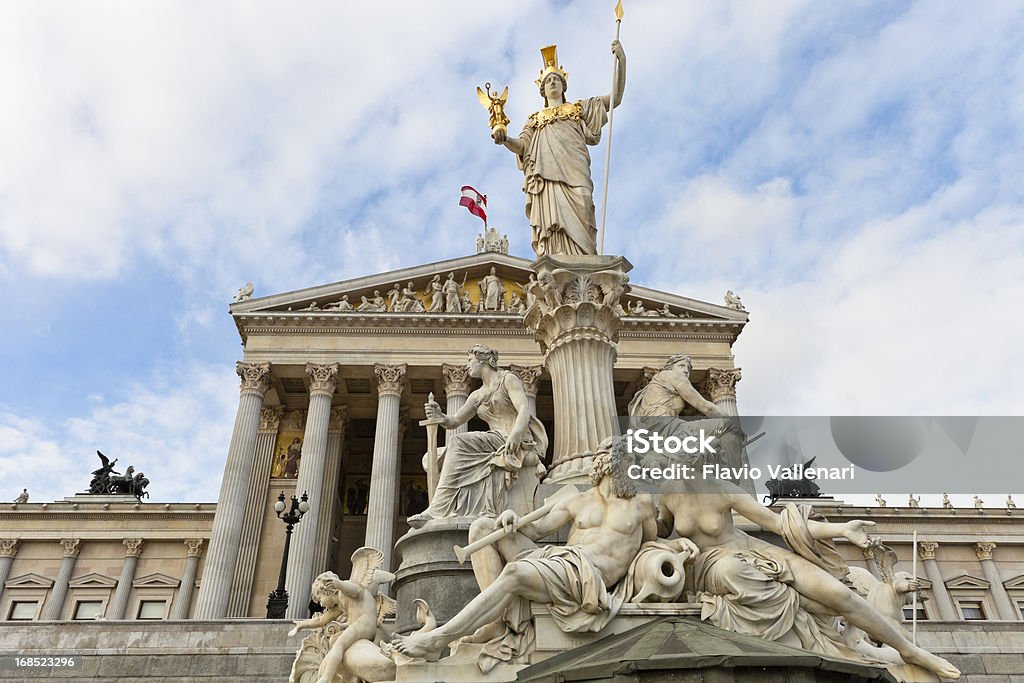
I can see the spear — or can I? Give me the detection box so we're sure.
[597,0,624,255]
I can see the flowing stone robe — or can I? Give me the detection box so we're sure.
[517,97,608,257]
[412,371,547,525]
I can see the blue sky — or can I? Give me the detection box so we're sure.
[2,1,1022,504]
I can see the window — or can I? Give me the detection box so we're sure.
[903,605,927,621]
[8,601,37,621]
[959,600,985,620]
[73,600,104,620]
[137,600,167,620]
[1017,601,1024,619]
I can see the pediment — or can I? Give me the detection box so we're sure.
[230,251,746,339]
[1003,575,1024,589]
[945,574,990,589]
[69,572,117,588]
[132,572,181,588]
[5,573,54,589]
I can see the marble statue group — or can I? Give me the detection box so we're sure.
[285,38,960,683]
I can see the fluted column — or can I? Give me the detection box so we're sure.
[195,361,271,619]
[170,539,204,619]
[919,542,958,620]
[510,365,543,416]
[0,539,19,605]
[108,539,143,619]
[365,364,406,575]
[705,368,742,415]
[442,363,472,442]
[313,407,347,578]
[42,539,80,620]
[975,542,1016,620]
[525,255,631,483]
[227,405,283,616]
[285,363,339,618]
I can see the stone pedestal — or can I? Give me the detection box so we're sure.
[392,517,479,636]
[525,254,631,483]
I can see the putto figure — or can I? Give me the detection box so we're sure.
[492,42,626,258]
[288,547,397,683]
[407,345,547,528]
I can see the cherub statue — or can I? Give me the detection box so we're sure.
[476,82,510,137]
[233,281,254,302]
[942,493,953,509]
[1007,495,1017,510]
[288,547,397,683]
[973,495,984,510]
[907,494,920,509]
[875,494,887,508]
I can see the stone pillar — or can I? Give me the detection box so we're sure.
[525,255,631,483]
[365,363,407,574]
[285,363,339,619]
[42,539,80,620]
[0,539,19,605]
[228,405,284,616]
[975,542,1016,620]
[194,361,271,619]
[442,363,472,442]
[704,367,752,495]
[313,407,347,578]
[918,541,958,620]
[108,539,143,619]
[510,364,543,416]
[170,539,204,619]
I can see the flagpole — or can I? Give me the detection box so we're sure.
[597,0,624,255]
[912,530,918,645]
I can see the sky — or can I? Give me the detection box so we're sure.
[1,1,1022,505]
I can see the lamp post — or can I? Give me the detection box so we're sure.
[266,490,309,619]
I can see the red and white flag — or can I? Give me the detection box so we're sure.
[459,185,487,225]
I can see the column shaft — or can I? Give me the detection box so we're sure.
[285,363,338,619]
[0,540,17,605]
[227,406,281,617]
[445,393,468,442]
[919,542,957,620]
[365,364,406,576]
[976,544,1016,620]
[313,427,344,577]
[170,540,204,619]
[194,362,270,619]
[108,539,143,620]
[547,338,618,471]
[42,540,80,621]
[442,363,472,442]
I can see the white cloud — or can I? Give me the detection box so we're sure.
[0,362,238,503]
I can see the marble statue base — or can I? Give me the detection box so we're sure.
[392,516,479,635]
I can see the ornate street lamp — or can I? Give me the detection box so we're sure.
[266,490,310,619]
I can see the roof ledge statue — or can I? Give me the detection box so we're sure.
[87,450,150,501]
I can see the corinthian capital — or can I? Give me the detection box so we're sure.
[918,541,938,561]
[0,539,18,558]
[123,538,144,557]
[974,541,996,561]
[705,367,742,403]
[236,361,272,396]
[510,364,543,398]
[328,406,349,434]
[60,538,82,557]
[305,363,339,396]
[374,363,407,397]
[442,363,473,398]
[184,539,205,557]
[259,406,285,433]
